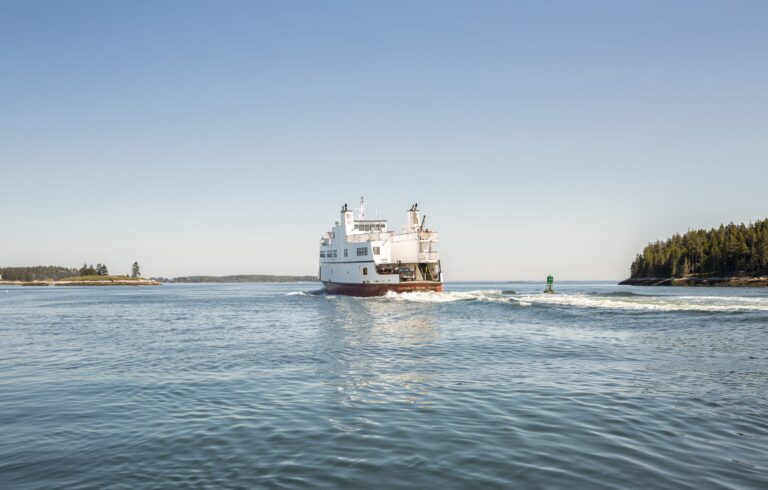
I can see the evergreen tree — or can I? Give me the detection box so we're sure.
[131,262,140,278]
[79,264,98,276]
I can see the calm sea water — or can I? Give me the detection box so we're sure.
[1,282,766,489]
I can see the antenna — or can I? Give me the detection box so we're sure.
[359,196,366,219]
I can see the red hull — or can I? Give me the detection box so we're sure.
[323,281,443,297]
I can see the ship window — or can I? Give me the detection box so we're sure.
[363,267,368,275]
[357,247,368,256]
[333,250,338,258]
[320,251,325,258]
[344,249,348,257]
[373,246,380,255]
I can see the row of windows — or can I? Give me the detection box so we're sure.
[322,247,380,258]
[320,249,353,258]
[354,223,385,232]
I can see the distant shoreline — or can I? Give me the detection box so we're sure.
[619,277,768,287]
[154,275,318,283]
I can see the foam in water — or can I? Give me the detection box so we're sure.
[382,290,510,303]
[513,293,768,312]
[289,287,768,312]
[287,289,326,297]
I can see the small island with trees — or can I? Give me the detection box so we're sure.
[0,262,160,286]
[620,219,768,287]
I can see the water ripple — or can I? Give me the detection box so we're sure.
[1,282,766,488]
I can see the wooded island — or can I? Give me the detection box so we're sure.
[621,219,768,286]
[0,263,159,286]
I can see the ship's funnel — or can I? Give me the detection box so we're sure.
[407,209,420,231]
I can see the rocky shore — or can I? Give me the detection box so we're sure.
[1,279,161,286]
[619,277,768,287]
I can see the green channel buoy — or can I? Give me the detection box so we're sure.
[544,275,555,294]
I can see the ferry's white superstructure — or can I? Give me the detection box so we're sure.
[319,199,443,296]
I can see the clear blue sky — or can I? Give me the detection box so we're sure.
[1,1,766,280]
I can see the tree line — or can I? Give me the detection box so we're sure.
[629,219,768,278]
[0,266,79,281]
[1,262,142,281]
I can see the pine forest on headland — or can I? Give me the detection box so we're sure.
[629,219,768,279]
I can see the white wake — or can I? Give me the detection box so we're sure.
[515,293,768,312]
[382,290,511,303]
[380,290,768,312]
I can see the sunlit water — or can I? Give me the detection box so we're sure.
[1,282,766,489]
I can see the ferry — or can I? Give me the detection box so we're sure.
[319,198,443,296]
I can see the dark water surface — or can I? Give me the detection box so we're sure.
[1,282,767,489]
